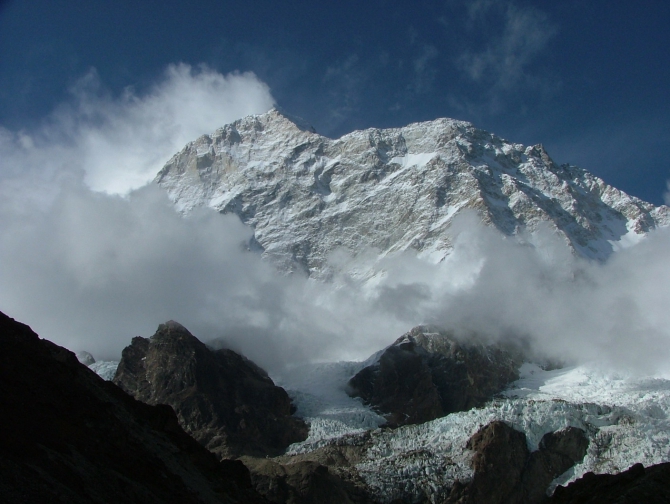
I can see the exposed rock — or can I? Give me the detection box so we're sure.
[113,320,308,458]
[458,420,530,503]
[0,310,267,504]
[447,421,589,504]
[237,429,380,503]
[521,428,591,503]
[347,327,524,426]
[548,462,670,504]
[240,456,374,504]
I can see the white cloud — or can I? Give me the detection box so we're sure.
[1,165,669,376]
[2,63,275,196]
[367,213,670,375]
[1,64,668,379]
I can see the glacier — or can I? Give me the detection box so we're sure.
[282,362,670,502]
[89,356,670,502]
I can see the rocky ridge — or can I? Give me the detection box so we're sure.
[347,326,524,426]
[113,320,308,459]
[156,108,669,278]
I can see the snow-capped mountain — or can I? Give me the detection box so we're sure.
[156,108,668,278]
[146,109,670,502]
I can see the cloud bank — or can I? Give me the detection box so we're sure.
[372,215,670,374]
[1,64,669,378]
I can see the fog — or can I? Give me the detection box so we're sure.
[1,65,669,376]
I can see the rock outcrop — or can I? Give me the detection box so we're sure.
[448,421,589,504]
[113,321,308,458]
[347,327,524,426]
[240,457,371,504]
[548,462,670,504]
[239,431,377,504]
[0,310,267,504]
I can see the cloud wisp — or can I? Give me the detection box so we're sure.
[457,2,557,90]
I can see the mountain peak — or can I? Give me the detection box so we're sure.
[114,321,308,458]
[156,111,669,277]
[155,320,192,337]
[265,107,317,133]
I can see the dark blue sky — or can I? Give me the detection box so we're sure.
[1,0,668,203]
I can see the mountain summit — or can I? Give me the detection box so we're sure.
[156,109,668,277]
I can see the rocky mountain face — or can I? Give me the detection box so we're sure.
[113,321,308,459]
[347,326,524,426]
[0,311,267,504]
[156,108,668,278]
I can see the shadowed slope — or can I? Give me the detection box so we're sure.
[113,321,308,458]
[0,311,267,504]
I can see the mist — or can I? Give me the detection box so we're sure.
[1,65,669,377]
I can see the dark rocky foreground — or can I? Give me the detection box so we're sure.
[240,455,374,504]
[348,326,524,426]
[0,311,267,503]
[113,320,308,459]
[548,461,670,504]
[3,309,669,504]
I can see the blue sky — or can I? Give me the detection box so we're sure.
[1,0,668,203]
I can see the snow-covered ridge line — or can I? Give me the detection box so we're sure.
[155,108,669,278]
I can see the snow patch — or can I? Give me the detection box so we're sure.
[389,152,440,169]
[89,360,119,381]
